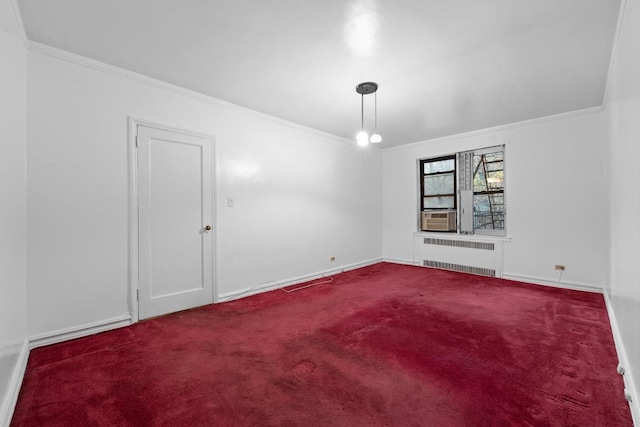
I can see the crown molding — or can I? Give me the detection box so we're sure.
[602,0,628,106]
[383,105,604,153]
[26,41,358,146]
[10,0,29,48]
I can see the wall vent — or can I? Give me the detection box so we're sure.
[423,260,496,277]
[424,237,494,251]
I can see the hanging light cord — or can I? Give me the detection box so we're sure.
[361,92,365,130]
[374,91,377,130]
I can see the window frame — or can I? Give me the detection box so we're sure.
[419,154,457,212]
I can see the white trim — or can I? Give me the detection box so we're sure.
[602,0,628,105]
[0,339,29,427]
[382,258,416,266]
[413,231,512,243]
[9,0,29,49]
[501,272,603,293]
[29,315,132,349]
[340,258,382,272]
[383,106,603,152]
[27,42,355,145]
[128,118,219,321]
[130,117,219,142]
[127,118,139,322]
[218,258,383,302]
[211,131,220,304]
[604,291,640,426]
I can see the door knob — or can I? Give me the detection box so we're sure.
[205,225,212,231]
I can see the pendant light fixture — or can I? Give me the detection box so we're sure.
[355,82,382,146]
[370,89,382,143]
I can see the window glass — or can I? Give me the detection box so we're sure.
[473,150,504,232]
[423,159,455,174]
[424,196,455,209]
[423,173,454,196]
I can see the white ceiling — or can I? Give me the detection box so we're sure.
[17,0,621,148]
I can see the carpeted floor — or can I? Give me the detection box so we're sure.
[12,263,632,426]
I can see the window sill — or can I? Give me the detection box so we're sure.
[413,231,512,242]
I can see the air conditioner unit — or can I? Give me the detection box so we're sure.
[422,210,457,232]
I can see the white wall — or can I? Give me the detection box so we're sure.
[383,110,609,288]
[26,49,382,337]
[605,0,640,420]
[0,0,27,423]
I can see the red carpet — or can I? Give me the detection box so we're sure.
[12,263,632,426]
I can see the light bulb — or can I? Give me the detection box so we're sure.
[356,131,369,146]
[370,133,382,143]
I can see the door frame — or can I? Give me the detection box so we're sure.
[127,117,218,323]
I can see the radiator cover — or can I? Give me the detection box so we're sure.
[414,234,503,277]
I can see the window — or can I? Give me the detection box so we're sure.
[419,145,505,236]
[419,155,456,211]
[471,147,505,233]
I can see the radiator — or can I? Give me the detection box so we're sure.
[413,235,503,277]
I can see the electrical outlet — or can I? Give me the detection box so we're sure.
[227,197,234,207]
[330,256,336,262]
[554,265,566,271]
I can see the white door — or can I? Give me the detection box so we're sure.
[137,125,214,319]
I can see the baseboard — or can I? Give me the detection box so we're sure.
[218,258,383,302]
[603,291,640,426]
[501,272,603,293]
[29,315,132,349]
[382,258,416,266]
[383,263,603,293]
[0,338,29,427]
